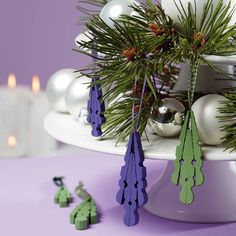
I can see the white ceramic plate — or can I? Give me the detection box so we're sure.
[44,111,236,161]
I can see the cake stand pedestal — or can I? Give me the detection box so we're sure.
[146,161,236,223]
[44,111,236,223]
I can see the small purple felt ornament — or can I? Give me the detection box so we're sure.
[87,48,106,137]
[116,79,148,226]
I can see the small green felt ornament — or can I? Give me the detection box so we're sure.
[53,177,72,208]
[70,182,98,230]
[54,187,72,207]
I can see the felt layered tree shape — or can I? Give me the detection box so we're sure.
[70,197,98,230]
[70,182,98,230]
[116,130,148,226]
[172,111,204,204]
[87,49,106,137]
[53,177,72,208]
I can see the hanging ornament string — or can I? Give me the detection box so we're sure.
[131,78,138,126]
[172,56,204,204]
[188,57,199,107]
[117,77,148,227]
[87,42,106,137]
[135,79,147,131]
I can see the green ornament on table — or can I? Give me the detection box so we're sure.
[53,176,72,208]
[70,182,98,230]
[70,197,98,230]
[54,186,72,208]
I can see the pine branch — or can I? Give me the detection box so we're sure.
[219,87,236,152]
[76,0,236,143]
[76,0,107,24]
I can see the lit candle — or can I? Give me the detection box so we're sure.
[8,136,17,148]
[28,75,57,156]
[0,74,31,157]
[8,73,16,88]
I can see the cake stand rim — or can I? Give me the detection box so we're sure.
[44,111,236,161]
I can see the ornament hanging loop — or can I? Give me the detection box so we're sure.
[135,78,147,131]
[53,176,64,187]
[188,57,199,107]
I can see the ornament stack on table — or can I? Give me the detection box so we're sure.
[0,74,57,157]
[46,0,236,227]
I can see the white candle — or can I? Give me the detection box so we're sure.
[0,74,31,157]
[28,75,57,156]
[162,0,236,29]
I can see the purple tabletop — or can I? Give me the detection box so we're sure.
[0,148,236,236]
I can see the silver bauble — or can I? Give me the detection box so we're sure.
[192,94,228,146]
[99,0,139,28]
[78,109,89,125]
[46,69,76,112]
[149,98,185,138]
[65,76,91,122]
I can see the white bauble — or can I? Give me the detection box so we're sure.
[75,31,104,57]
[100,0,139,28]
[65,76,91,122]
[75,31,91,49]
[162,0,236,29]
[192,94,228,146]
[46,69,76,113]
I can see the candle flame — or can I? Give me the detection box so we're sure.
[32,75,41,93]
[8,136,17,147]
[8,74,16,88]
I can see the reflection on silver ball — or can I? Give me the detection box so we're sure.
[46,69,76,112]
[149,98,185,138]
[192,94,228,145]
[65,76,91,121]
[78,109,90,125]
[100,0,139,28]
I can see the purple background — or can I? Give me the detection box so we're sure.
[0,0,90,88]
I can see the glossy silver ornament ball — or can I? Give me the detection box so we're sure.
[100,0,139,28]
[149,98,185,138]
[65,76,91,122]
[46,69,76,112]
[192,94,228,145]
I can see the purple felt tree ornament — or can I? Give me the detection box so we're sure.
[87,48,106,137]
[116,79,148,226]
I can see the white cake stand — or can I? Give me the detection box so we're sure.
[45,53,236,223]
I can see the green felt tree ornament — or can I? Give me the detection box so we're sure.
[172,57,204,204]
[70,182,98,230]
[53,177,72,208]
[172,111,204,204]
[54,187,72,208]
[70,197,98,230]
[170,0,236,204]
